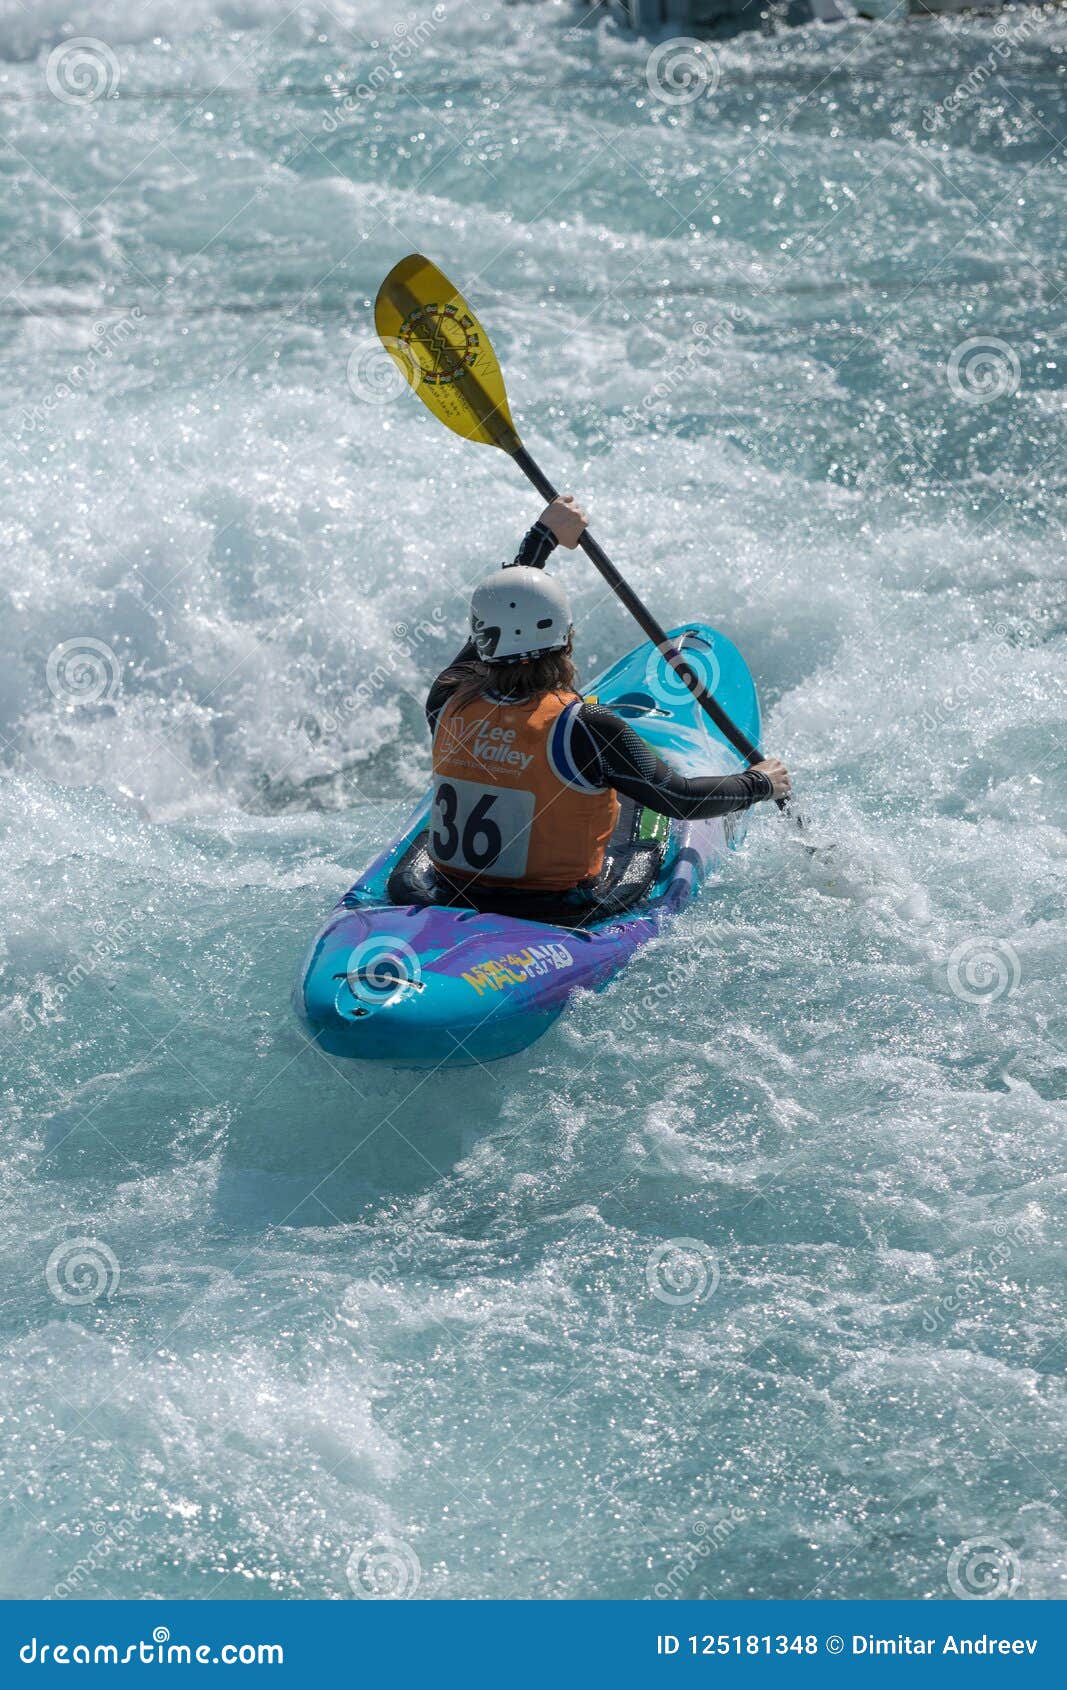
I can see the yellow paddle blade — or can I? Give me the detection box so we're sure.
[374,254,522,455]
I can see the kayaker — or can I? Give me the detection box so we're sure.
[426,495,791,895]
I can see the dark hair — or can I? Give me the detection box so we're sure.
[442,638,578,711]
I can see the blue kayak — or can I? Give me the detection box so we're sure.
[294,624,760,1067]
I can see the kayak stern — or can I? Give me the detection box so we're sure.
[294,902,641,1068]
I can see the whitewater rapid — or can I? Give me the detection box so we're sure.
[0,1,1063,1600]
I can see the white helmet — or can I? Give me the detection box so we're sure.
[469,566,572,663]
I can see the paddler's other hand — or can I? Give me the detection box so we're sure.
[752,757,791,800]
[539,494,588,550]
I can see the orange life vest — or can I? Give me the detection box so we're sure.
[430,689,620,891]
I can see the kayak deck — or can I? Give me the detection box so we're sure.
[384,792,666,927]
[294,625,760,1067]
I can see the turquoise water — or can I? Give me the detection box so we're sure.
[0,1,1064,1601]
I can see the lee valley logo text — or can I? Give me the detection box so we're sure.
[444,717,532,771]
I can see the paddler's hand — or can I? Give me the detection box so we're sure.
[752,757,791,800]
[539,494,588,550]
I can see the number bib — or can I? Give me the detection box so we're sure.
[430,777,534,879]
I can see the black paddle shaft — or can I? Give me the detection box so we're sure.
[512,446,767,772]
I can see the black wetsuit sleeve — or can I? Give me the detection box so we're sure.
[511,520,558,571]
[425,523,560,731]
[570,703,772,819]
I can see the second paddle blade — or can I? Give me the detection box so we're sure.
[374,254,522,454]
